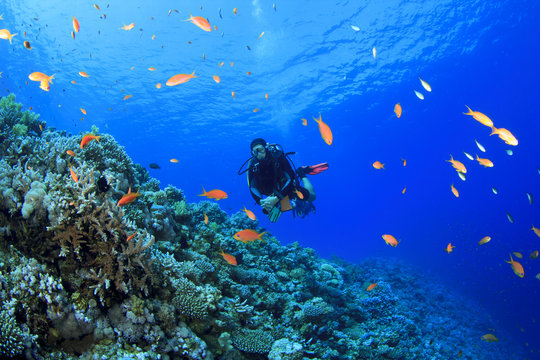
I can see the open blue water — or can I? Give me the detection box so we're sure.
[1,0,539,357]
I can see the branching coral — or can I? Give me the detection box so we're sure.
[0,309,25,357]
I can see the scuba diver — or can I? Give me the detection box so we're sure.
[238,138,328,222]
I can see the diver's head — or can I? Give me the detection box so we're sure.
[250,138,267,161]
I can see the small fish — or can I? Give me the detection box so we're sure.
[531,225,540,238]
[273,3,276,11]
[234,229,267,243]
[253,108,259,113]
[213,75,220,83]
[313,113,333,145]
[246,71,252,75]
[203,53,205,61]
[476,155,493,168]
[419,77,431,92]
[394,103,402,118]
[529,250,538,259]
[463,106,493,127]
[447,155,467,173]
[170,158,179,163]
[258,31,264,39]
[230,62,234,67]
[28,72,54,82]
[506,254,524,278]
[382,234,400,247]
[66,150,75,157]
[464,152,474,160]
[402,187,406,194]
[478,236,491,245]
[302,118,307,126]
[414,90,424,100]
[185,14,211,32]
[351,25,360,31]
[219,249,237,265]
[372,47,377,59]
[80,134,100,149]
[457,350,462,357]
[366,283,378,291]
[71,31,75,39]
[490,126,518,146]
[231,91,235,99]
[401,158,406,166]
[512,252,523,259]
[204,213,208,224]
[527,193,533,205]
[506,149,513,156]
[79,71,89,77]
[492,187,498,195]
[219,8,222,19]
[475,140,486,152]
[242,206,256,220]
[123,95,132,101]
[94,4,100,10]
[117,187,142,206]
[372,161,385,169]
[198,186,228,200]
[126,233,136,241]
[69,166,79,182]
[429,339,434,346]
[149,163,160,169]
[152,34,155,40]
[72,17,80,33]
[458,172,466,181]
[233,7,238,15]
[445,243,455,253]
[80,108,87,115]
[506,212,514,224]
[451,184,459,198]
[23,40,31,49]
[536,273,540,281]
[148,67,156,71]
[294,189,304,199]
[0,29,17,43]
[265,93,269,100]
[156,83,162,88]
[481,334,499,342]
[218,61,224,67]
[166,71,196,86]
[121,23,135,31]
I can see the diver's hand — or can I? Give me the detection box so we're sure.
[261,196,279,211]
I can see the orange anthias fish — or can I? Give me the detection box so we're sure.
[29,72,55,83]
[478,236,491,245]
[366,283,378,291]
[382,234,400,247]
[166,71,196,86]
[294,189,304,199]
[123,95,132,100]
[302,118,307,126]
[463,106,493,127]
[506,254,524,278]
[219,249,237,265]
[170,158,179,163]
[481,334,499,342]
[242,206,256,220]
[231,91,236,99]
[451,184,459,198]
[121,23,135,31]
[490,126,518,146]
[0,29,17,44]
[394,103,402,118]
[69,166,78,182]
[198,186,228,200]
[80,108,87,115]
[204,213,208,224]
[373,161,384,169]
[72,17,80,33]
[445,243,455,253]
[532,225,540,238]
[313,113,333,145]
[476,155,493,167]
[447,155,467,173]
[126,233,136,241]
[234,229,267,243]
[80,134,101,149]
[213,75,220,83]
[79,71,89,77]
[117,187,142,207]
[401,158,407,166]
[66,150,76,157]
[185,14,211,32]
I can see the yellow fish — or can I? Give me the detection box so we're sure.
[463,106,493,127]
[478,236,491,245]
[313,113,333,145]
[419,77,431,92]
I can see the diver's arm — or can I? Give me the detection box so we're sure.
[249,178,263,205]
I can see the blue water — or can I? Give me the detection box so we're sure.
[2,0,540,357]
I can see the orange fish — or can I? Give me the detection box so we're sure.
[39,80,50,91]
[94,4,100,10]
[219,249,237,265]
[71,80,77,84]
[451,184,459,198]
[121,23,135,31]
[117,187,142,207]
[126,233,136,241]
[532,225,540,238]
[80,134,101,149]
[230,62,235,67]
[401,158,406,166]
[382,234,400,247]
[402,187,406,194]
[152,34,156,40]
[156,83,162,88]
[66,150,75,156]
[478,236,491,245]
[148,67,156,71]
[72,17,80,33]
[373,161,384,169]
[204,213,208,224]
[0,29,17,44]
[170,158,179,163]
[123,95,132,100]
[258,32,264,40]
[198,186,228,200]
[447,155,467,173]
[463,106,493,127]
[265,93,268,100]
[185,14,211,32]
[394,103,402,118]
[69,166,79,182]
[313,113,333,145]
[213,75,220,83]
[253,108,259,113]
[218,62,224,67]
[294,189,304,199]
[242,206,256,220]
[490,126,518,146]
[302,118,307,126]
[234,229,267,243]
[366,283,378,291]
[166,71,196,86]
[445,243,455,253]
[233,7,238,15]
[29,72,54,83]
[476,155,493,167]
[23,40,31,50]
[79,71,89,77]
[80,108,86,115]
[231,91,236,99]
[506,254,524,278]
[529,250,539,259]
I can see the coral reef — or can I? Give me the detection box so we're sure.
[0,94,527,359]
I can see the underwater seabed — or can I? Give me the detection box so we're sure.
[0,94,527,359]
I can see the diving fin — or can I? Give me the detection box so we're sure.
[297,162,329,177]
[268,205,282,223]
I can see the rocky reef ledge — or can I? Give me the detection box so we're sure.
[0,94,524,359]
